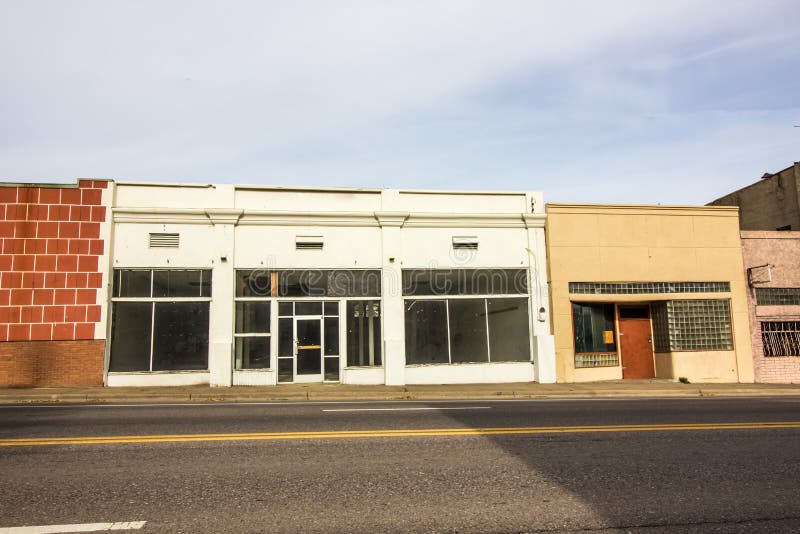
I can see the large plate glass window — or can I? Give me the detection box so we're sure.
[109,269,211,372]
[404,297,531,364]
[402,269,530,365]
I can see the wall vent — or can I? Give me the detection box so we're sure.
[452,236,478,250]
[149,232,180,248]
[295,236,324,250]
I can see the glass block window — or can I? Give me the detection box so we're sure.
[755,288,800,306]
[664,299,733,351]
[761,321,800,357]
[575,353,620,368]
[569,282,730,295]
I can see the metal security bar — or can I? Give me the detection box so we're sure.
[761,321,800,357]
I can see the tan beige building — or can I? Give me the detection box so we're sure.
[546,204,754,383]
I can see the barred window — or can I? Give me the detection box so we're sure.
[761,322,800,357]
[755,288,800,306]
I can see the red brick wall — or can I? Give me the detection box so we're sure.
[0,179,108,387]
[0,340,104,387]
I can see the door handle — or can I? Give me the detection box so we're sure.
[298,345,321,350]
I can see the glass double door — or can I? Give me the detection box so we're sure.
[277,302,340,383]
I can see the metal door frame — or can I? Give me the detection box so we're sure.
[293,315,323,383]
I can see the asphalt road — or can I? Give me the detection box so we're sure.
[1,397,799,533]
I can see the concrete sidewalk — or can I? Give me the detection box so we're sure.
[1,380,800,404]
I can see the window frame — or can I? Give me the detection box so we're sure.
[345,299,383,368]
[760,321,800,357]
[109,268,212,373]
[569,301,620,369]
[403,294,532,365]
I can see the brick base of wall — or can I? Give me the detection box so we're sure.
[755,357,800,384]
[0,340,104,387]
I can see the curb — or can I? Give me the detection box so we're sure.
[2,389,800,404]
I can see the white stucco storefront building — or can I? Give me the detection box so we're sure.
[105,182,556,387]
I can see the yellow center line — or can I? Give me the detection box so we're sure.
[1,421,799,447]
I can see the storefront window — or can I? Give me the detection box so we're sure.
[234,301,271,370]
[346,301,382,367]
[405,297,531,364]
[109,269,211,372]
[571,303,616,354]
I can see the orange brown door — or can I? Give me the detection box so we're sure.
[618,306,655,379]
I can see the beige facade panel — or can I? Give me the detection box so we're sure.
[546,203,753,384]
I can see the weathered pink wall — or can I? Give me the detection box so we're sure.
[741,231,800,383]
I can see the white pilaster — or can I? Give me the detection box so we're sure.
[205,189,242,387]
[377,192,408,386]
[524,211,557,383]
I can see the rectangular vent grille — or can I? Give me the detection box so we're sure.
[149,233,180,248]
[452,236,478,250]
[296,236,323,250]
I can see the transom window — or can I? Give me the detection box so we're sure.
[235,269,380,298]
[402,269,528,296]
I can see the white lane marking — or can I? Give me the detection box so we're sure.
[322,406,491,412]
[0,521,146,533]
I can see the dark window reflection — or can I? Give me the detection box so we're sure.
[153,270,203,298]
[488,298,531,361]
[404,300,449,364]
[109,302,152,371]
[346,301,382,366]
[115,270,151,298]
[235,301,270,333]
[151,302,209,371]
[324,317,339,356]
[235,337,270,370]
[449,299,489,363]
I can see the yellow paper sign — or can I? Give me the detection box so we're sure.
[603,330,614,344]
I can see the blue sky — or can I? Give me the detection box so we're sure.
[0,0,798,204]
